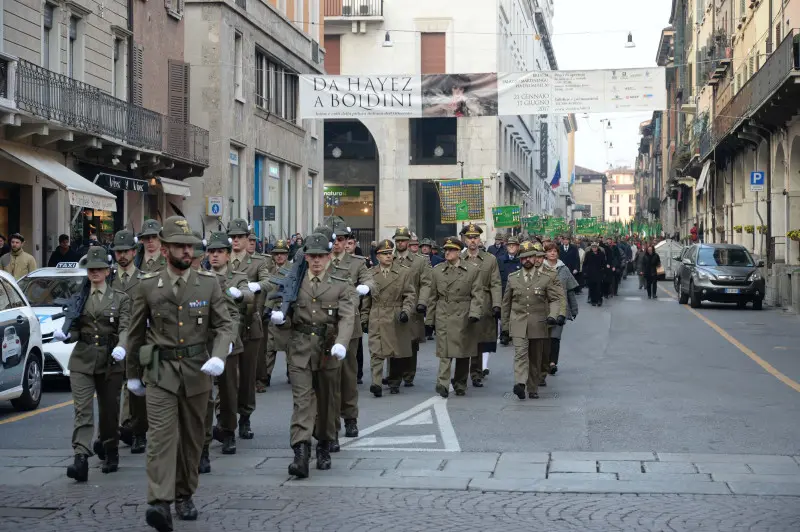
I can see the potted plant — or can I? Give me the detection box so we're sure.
[757,225,768,234]
[733,225,743,233]
[716,226,725,233]
[787,230,800,242]
[744,225,755,234]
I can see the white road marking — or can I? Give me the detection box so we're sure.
[349,435,438,447]
[624,297,642,301]
[398,410,433,426]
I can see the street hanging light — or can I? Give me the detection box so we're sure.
[382,31,394,48]
[625,32,636,48]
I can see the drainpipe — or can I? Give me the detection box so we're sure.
[747,122,774,266]
[738,131,769,263]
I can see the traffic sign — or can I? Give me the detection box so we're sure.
[206,196,224,217]
[750,171,765,192]
[253,205,275,221]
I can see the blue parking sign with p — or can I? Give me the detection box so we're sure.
[750,171,765,191]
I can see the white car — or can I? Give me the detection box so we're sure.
[17,264,86,379]
[0,270,44,411]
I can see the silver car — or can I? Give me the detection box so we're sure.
[675,244,766,310]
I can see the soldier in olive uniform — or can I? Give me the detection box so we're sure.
[54,247,131,482]
[392,227,432,387]
[139,219,167,272]
[364,239,416,396]
[269,233,355,478]
[329,221,373,441]
[500,242,566,400]
[425,237,484,397]
[257,239,291,391]
[124,217,234,531]
[227,218,275,439]
[112,230,149,454]
[459,224,502,387]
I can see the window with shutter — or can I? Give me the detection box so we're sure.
[167,60,190,157]
[324,35,340,75]
[132,43,144,106]
[421,33,446,74]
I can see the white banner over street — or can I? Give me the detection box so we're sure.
[298,67,666,119]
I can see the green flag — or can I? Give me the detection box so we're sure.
[455,200,470,221]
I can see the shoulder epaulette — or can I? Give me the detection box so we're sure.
[140,272,159,280]
[197,270,216,277]
[509,270,522,277]
[351,254,366,260]
[399,263,410,269]
[329,274,349,283]
[113,288,128,297]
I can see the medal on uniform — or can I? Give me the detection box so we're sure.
[328,309,334,316]
[110,316,114,323]
[198,317,203,324]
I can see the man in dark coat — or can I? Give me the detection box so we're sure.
[498,236,522,293]
[558,235,580,280]
[582,242,607,306]
[487,233,507,258]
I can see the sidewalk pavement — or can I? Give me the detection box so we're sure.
[3,448,800,497]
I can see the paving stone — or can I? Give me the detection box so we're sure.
[656,453,796,464]
[0,455,66,467]
[202,455,266,470]
[396,458,444,470]
[257,457,304,470]
[351,458,401,470]
[382,469,491,480]
[548,473,618,481]
[711,473,800,484]
[618,473,713,482]
[441,456,498,472]
[496,452,550,464]
[551,452,655,461]
[727,481,800,496]
[0,466,27,476]
[599,461,642,474]
[287,474,469,490]
[746,462,800,475]
[643,461,698,474]
[492,463,547,479]
[337,450,496,461]
[0,449,66,457]
[7,467,67,486]
[548,460,596,473]
[467,477,732,495]
[694,462,751,474]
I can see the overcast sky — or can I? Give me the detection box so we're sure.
[552,0,673,173]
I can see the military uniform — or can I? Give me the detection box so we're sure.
[329,221,374,439]
[500,242,566,400]
[459,224,502,386]
[228,218,275,439]
[62,247,131,482]
[425,237,484,397]
[272,233,355,478]
[392,227,432,386]
[124,217,234,530]
[258,240,291,390]
[364,240,416,396]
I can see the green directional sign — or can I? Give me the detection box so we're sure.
[522,215,544,234]
[492,205,521,228]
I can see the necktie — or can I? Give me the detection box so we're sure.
[147,258,154,268]
[95,289,103,302]
[383,269,388,278]
[121,272,129,287]
[174,277,182,297]
[334,258,340,267]
[233,258,240,270]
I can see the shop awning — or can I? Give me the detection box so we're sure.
[696,160,711,193]
[0,140,117,212]
[160,177,191,197]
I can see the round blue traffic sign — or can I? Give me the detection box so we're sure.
[211,203,220,214]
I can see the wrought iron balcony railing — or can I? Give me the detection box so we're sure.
[324,0,383,17]
[0,59,8,99]
[163,115,209,166]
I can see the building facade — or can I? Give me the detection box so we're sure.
[571,165,606,220]
[322,0,568,244]
[183,0,324,243]
[0,0,209,265]
[605,168,635,224]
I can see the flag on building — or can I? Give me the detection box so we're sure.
[569,166,575,185]
[550,161,561,189]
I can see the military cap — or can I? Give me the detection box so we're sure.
[420,238,433,247]
[247,231,257,241]
[507,235,520,245]
[331,221,353,239]
[139,219,162,237]
[159,216,200,245]
[271,239,290,253]
[518,241,538,258]
[442,237,464,251]
[432,242,440,250]
[409,232,419,244]
[532,242,546,256]
[83,246,111,269]
[192,231,206,258]
[206,231,232,250]
[393,226,411,241]
[462,223,483,237]
[305,232,332,255]
[590,241,600,247]
[375,239,394,254]
[227,218,250,236]
[494,232,507,241]
[112,230,137,251]
[314,225,334,242]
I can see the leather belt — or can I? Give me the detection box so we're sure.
[295,324,327,337]
[160,344,206,360]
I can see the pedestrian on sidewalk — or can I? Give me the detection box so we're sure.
[636,244,648,290]
[582,242,607,307]
[543,242,579,377]
[642,244,662,299]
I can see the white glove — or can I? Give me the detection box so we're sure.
[356,284,370,296]
[227,286,242,300]
[52,329,67,342]
[271,311,286,325]
[111,346,126,362]
[247,282,262,294]
[331,343,347,360]
[201,357,225,377]
[228,343,233,354]
[127,378,146,397]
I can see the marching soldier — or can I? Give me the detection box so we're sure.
[124,217,234,530]
[54,247,131,482]
[425,237,484,397]
[269,233,355,478]
[460,223,502,388]
[329,221,373,442]
[227,218,274,440]
[190,232,206,270]
[392,227,432,387]
[139,219,167,272]
[500,242,566,400]
[364,239,416,396]
[257,239,291,392]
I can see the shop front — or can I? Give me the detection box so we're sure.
[323,185,376,248]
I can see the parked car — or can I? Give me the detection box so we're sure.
[17,264,86,379]
[674,244,765,310]
[0,270,44,411]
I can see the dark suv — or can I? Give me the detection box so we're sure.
[674,244,765,310]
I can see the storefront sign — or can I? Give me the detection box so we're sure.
[323,186,361,198]
[268,163,280,179]
[206,196,224,217]
[68,191,117,212]
[492,205,521,228]
[98,173,149,193]
[229,150,239,166]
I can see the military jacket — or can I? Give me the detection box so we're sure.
[140,254,167,273]
[109,266,142,296]
[364,264,416,359]
[230,251,275,339]
[125,268,235,397]
[284,270,355,371]
[67,286,131,375]
[331,252,374,340]
[393,251,432,341]
[266,266,291,351]
[461,250,502,343]
[501,266,566,339]
[425,261,484,359]
[212,268,253,355]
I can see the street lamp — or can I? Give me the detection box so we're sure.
[625,32,636,48]
[382,31,394,48]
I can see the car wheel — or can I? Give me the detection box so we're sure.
[689,282,702,308]
[10,354,43,412]
[736,300,747,309]
[674,277,680,293]
[678,282,689,304]
[752,298,763,311]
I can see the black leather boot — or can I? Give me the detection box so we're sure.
[145,502,174,532]
[344,419,359,438]
[238,415,254,439]
[329,437,340,453]
[513,383,526,400]
[101,444,119,474]
[288,441,310,478]
[174,498,198,521]
[370,384,382,397]
[66,453,89,482]
[119,422,133,447]
[316,441,332,470]
[198,446,211,474]
[93,439,105,460]
[221,433,237,455]
[131,434,146,454]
